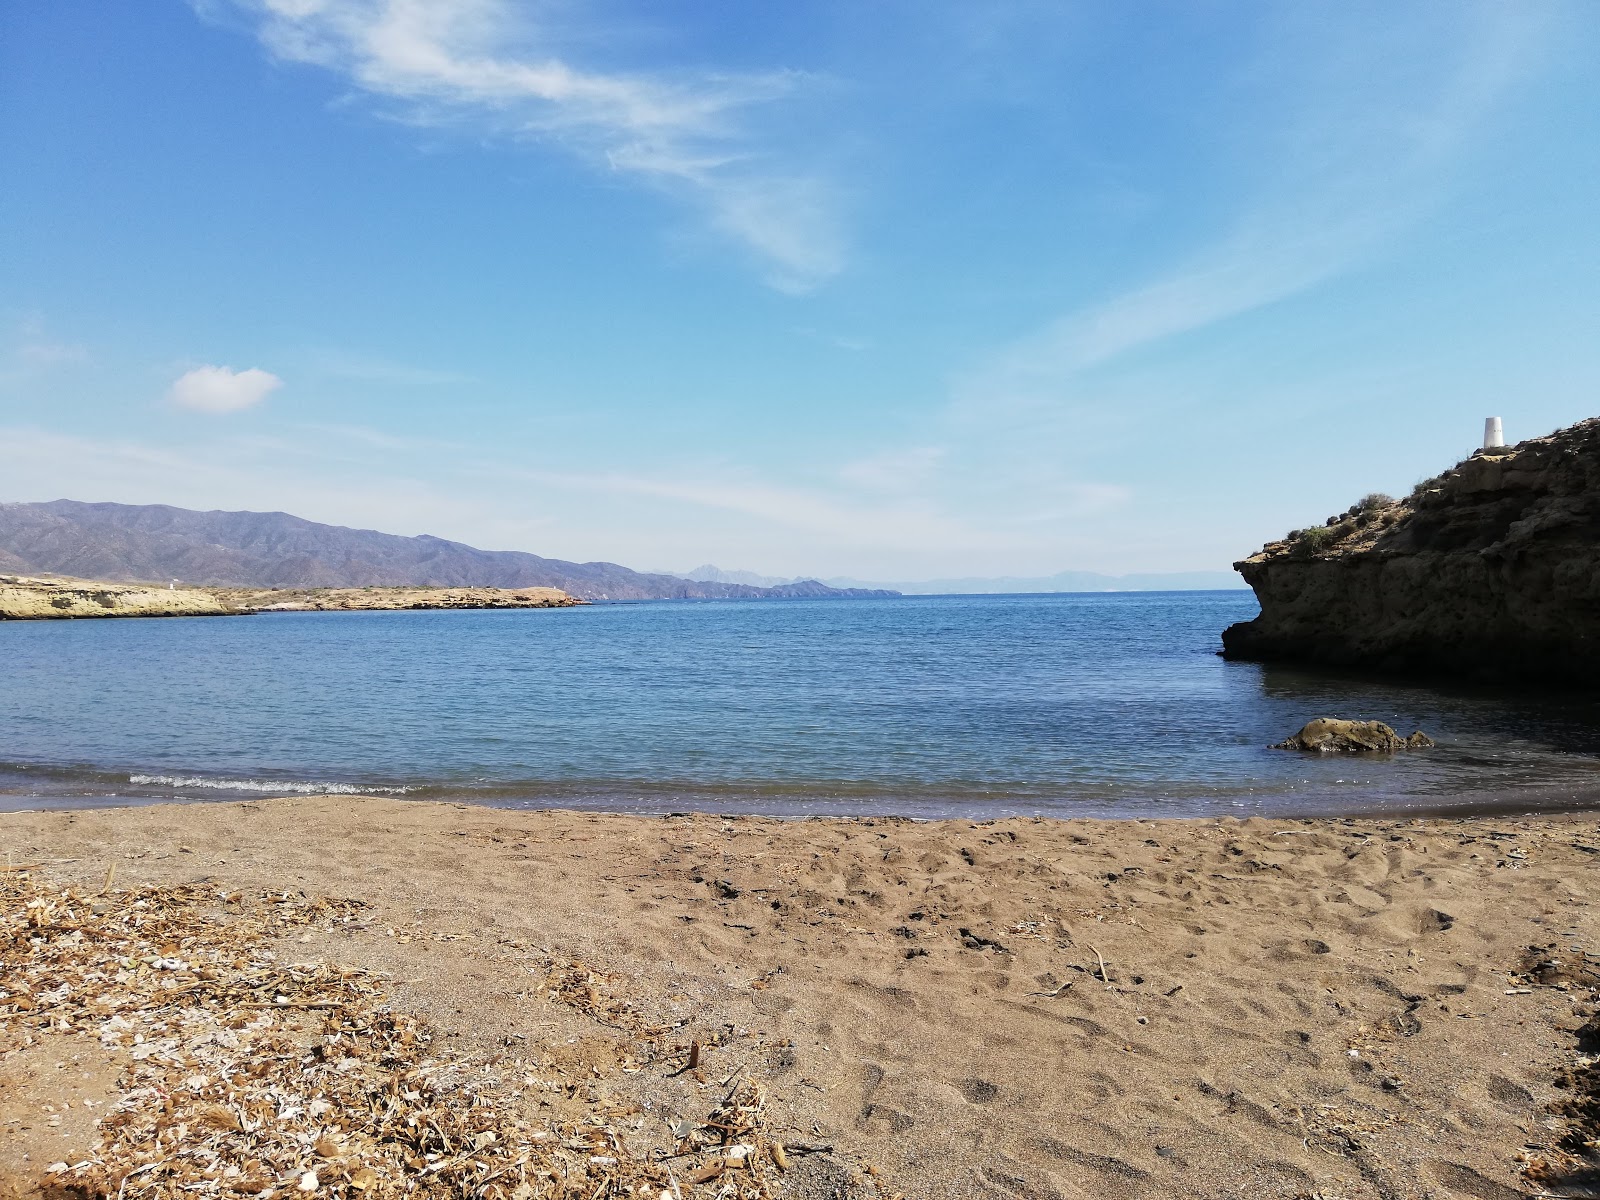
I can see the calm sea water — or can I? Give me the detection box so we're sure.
[4,592,1600,819]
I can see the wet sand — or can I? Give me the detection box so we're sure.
[3,797,1597,1199]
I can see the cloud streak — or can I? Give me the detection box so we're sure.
[1,317,87,380]
[956,2,1549,419]
[207,0,844,290]
[0,420,1128,575]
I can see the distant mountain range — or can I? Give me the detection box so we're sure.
[679,563,1245,594]
[0,502,897,602]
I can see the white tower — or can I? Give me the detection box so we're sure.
[1483,416,1504,450]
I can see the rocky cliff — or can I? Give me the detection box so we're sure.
[1221,418,1600,684]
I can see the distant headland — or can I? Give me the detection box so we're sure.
[0,575,585,621]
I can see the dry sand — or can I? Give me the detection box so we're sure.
[3,797,1597,1199]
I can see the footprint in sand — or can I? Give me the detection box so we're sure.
[1485,1073,1533,1110]
[1418,906,1457,933]
[960,1077,999,1104]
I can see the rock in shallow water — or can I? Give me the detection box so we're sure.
[1272,718,1435,753]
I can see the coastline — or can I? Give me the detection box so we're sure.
[9,757,1600,822]
[206,585,585,612]
[0,577,237,621]
[0,576,584,621]
[4,796,1596,1198]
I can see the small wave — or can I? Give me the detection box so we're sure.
[127,774,411,796]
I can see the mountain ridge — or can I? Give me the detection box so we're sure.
[677,563,1245,594]
[0,501,896,602]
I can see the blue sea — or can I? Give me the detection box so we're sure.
[4,592,1600,819]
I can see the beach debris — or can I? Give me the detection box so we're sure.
[1026,975,1073,998]
[1088,943,1112,984]
[1271,719,1434,753]
[957,928,1008,953]
[1521,1011,1600,1191]
[2,870,893,1200]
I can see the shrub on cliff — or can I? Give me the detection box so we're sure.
[1292,526,1338,557]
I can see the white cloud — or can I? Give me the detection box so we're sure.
[169,365,284,413]
[203,0,845,290]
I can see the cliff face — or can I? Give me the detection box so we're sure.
[1222,418,1600,684]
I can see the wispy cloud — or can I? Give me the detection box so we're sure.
[203,0,844,290]
[0,317,87,379]
[510,463,981,550]
[0,425,533,542]
[309,350,474,386]
[955,2,1549,420]
[0,424,1063,572]
[793,326,872,353]
[169,365,284,412]
[292,421,471,455]
[837,446,944,493]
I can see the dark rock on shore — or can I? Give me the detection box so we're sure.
[1222,417,1600,685]
[1271,719,1434,753]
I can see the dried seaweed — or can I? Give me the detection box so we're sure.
[2,873,886,1199]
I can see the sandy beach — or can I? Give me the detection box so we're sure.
[3,797,1597,1199]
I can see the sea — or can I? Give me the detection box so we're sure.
[3,591,1599,820]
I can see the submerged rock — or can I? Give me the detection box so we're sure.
[1272,719,1434,753]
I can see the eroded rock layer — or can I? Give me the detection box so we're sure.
[1222,418,1600,684]
[0,575,238,620]
[209,585,584,611]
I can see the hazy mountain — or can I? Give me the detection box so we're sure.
[680,564,801,588]
[830,570,1246,594]
[0,502,897,601]
[676,564,1245,594]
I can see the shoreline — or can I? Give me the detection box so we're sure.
[0,575,585,621]
[4,795,1596,1198]
[8,774,1600,823]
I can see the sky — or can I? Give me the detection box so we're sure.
[3,1,1599,581]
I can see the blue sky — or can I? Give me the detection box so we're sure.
[3,1,1598,580]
